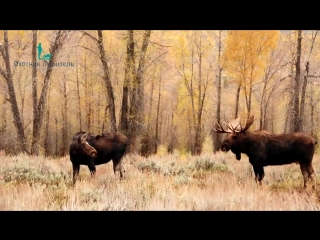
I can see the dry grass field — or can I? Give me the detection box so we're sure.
[0,150,320,210]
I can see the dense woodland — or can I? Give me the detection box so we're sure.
[0,30,319,157]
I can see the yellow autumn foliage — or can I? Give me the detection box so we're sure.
[223,30,279,86]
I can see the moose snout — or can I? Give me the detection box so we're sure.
[221,143,230,152]
[91,151,97,158]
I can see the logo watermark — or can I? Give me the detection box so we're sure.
[14,42,74,67]
[37,43,52,61]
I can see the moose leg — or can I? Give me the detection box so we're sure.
[112,156,124,180]
[72,164,80,185]
[253,165,265,186]
[299,163,309,189]
[301,163,316,190]
[88,160,96,178]
[307,165,316,191]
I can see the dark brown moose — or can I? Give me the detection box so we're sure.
[69,131,128,185]
[213,115,317,190]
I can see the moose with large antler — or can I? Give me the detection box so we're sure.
[213,115,317,190]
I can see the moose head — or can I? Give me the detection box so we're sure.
[212,115,255,160]
[75,133,97,159]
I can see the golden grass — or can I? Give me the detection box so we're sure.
[0,152,320,210]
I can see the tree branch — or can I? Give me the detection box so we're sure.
[149,41,171,48]
[77,44,98,55]
[307,75,320,78]
[280,75,291,81]
[0,42,6,59]
[0,66,7,79]
[81,31,99,44]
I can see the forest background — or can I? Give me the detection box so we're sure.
[0,30,318,157]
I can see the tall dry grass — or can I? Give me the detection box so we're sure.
[0,150,319,210]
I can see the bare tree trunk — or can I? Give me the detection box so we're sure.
[0,31,29,153]
[141,72,156,157]
[97,30,117,132]
[102,101,110,133]
[1,96,7,135]
[120,30,134,135]
[300,31,317,133]
[190,49,196,154]
[259,96,264,129]
[76,54,82,131]
[31,31,39,154]
[180,36,197,154]
[286,52,296,133]
[270,102,275,132]
[285,97,294,133]
[167,98,176,154]
[234,83,241,119]
[155,74,162,154]
[310,88,315,136]
[187,110,194,152]
[60,75,68,156]
[31,30,68,155]
[128,30,151,153]
[148,77,155,154]
[84,58,92,133]
[310,84,316,138]
[44,95,50,157]
[293,30,302,132]
[0,94,8,151]
[55,116,58,155]
[247,77,253,118]
[259,73,268,129]
[299,61,309,131]
[213,30,223,152]
[194,35,204,156]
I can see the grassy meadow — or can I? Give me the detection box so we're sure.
[0,150,320,210]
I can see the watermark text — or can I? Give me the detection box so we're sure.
[14,61,74,67]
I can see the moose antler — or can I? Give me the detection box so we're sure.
[212,121,232,133]
[213,115,255,133]
[225,117,241,132]
[240,115,255,132]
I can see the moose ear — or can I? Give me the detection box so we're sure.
[78,133,87,143]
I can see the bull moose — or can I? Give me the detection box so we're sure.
[213,115,317,190]
[69,131,128,185]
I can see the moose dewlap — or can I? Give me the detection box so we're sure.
[213,115,317,190]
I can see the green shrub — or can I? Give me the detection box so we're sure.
[188,158,229,173]
[137,160,188,177]
[1,164,69,186]
[79,188,104,204]
[137,161,161,173]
